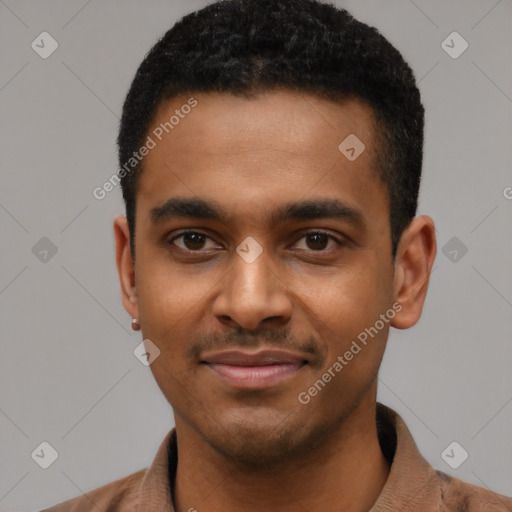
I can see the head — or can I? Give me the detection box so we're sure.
[114,0,436,466]
[118,0,425,259]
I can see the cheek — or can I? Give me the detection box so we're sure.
[301,276,390,406]
[133,253,220,391]
[295,259,393,391]
[135,250,220,337]
[298,262,388,335]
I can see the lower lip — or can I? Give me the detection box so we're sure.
[204,362,306,389]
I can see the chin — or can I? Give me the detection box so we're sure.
[196,409,323,469]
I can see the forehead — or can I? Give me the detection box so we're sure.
[136,90,387,228]
[147,90,377,159]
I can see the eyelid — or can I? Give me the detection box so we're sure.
[167,228,347,252]
[168,229,222,250]
[290,229,347,250]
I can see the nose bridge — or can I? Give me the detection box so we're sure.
[214,241,292,329]
[232,247,272,300]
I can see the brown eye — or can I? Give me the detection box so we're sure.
[171,231,217,251]
[305,233,329,250]
[293,231,343,252]
[182,233,206,250]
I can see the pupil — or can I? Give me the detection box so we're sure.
[184,233,205,250]
[307,233,328,250]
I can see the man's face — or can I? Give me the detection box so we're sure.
[128,91,397,464]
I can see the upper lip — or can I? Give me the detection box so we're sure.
[201,349,309,366]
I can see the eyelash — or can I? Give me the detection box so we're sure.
[168,229,346,253]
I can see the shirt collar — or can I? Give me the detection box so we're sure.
[136,403,437,511]
[370,403,436,511]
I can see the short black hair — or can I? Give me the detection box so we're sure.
[118,0,424,258]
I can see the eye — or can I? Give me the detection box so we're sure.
[293,231,344,251]
[170,231,219,251]
[168,230,345,253]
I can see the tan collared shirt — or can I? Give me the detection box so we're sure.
[40,403,512,511]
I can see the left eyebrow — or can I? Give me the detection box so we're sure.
[271,198,364,228]
[150,197,365,229]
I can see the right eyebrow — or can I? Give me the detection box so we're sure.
[150,197,230,225]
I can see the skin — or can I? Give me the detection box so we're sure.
[114,90,437,512]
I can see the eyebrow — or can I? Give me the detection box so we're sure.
[150,197,364,228]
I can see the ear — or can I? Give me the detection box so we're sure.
[113,215,139,321]
[391,215,437,329]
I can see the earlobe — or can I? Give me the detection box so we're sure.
[113,215,139,320]
[391,215,437,330]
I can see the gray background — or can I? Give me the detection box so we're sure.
[1,0,511,510]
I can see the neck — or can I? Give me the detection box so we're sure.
[172,399,390,512]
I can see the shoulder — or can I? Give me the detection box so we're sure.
[435,470,512,511]
[39,468,147,512]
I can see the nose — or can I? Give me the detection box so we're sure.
[212,248,293,331]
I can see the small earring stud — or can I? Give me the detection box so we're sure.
[131,318,141,331]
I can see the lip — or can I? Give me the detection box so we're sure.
[201,349,308,390]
